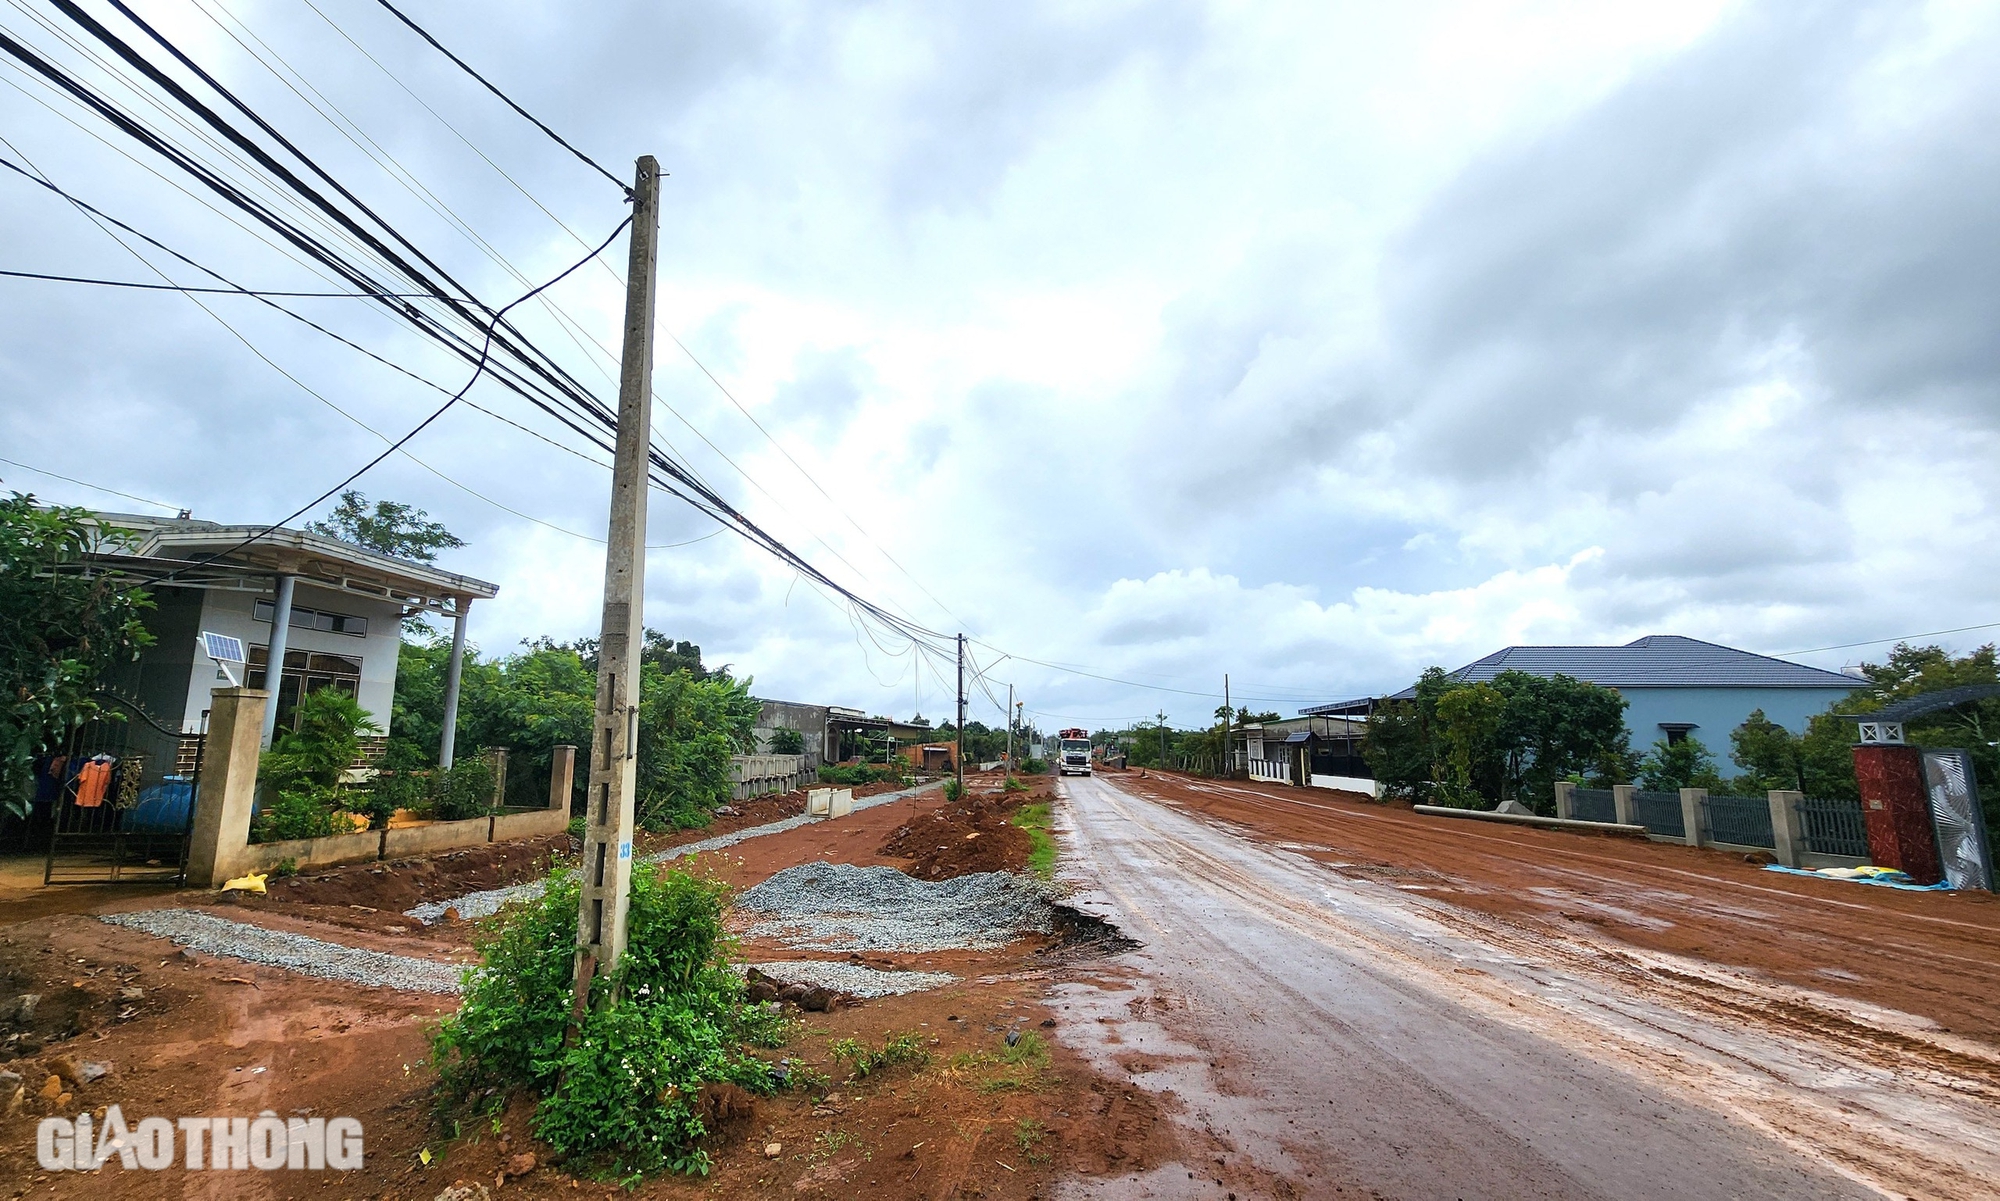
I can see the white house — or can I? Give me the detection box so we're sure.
[93,513,498,761]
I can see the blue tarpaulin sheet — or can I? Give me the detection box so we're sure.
[1761,864,1953,892]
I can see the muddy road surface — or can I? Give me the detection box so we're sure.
[1053,773,2000,1199]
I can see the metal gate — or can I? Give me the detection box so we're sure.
[43,695,204,885]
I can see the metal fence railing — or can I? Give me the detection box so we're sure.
[1702,793,1775,849]
[1632,790,1685,839]
[1571,788,1616,824]
[1798,796,1869,858]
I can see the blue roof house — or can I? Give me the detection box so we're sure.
[1330,636,1865,769]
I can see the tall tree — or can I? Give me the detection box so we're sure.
[0,496,155,817]
[308,490,465,564]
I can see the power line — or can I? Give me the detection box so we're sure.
[1778,622,2000,658]
[0,455,182,513]
[0,266,422,295]
[149,211,632,585]
[365,0,628,193]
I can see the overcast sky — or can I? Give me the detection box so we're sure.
[4,0,1997,732]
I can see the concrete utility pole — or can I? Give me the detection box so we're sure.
[955,633,966,792]
[1158,709,1168,769]
[1005,685,1015,780]
[1223,673,1231,776]
[573,155,661,1015]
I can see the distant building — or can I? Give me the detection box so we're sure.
[1309,635,1863,768]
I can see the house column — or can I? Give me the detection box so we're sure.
[439,600,471,769]
[258,572,296,749]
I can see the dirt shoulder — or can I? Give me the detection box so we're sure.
[0,773,1170,1199]
[1119,769,2000,1040]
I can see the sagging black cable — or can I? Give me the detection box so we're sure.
[148,210,633,585]
[0,266,426,296]
[366,0,629,195]
[43,5,626,443]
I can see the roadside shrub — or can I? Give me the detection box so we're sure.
[942,778,965,803]
[1002,776,1029,793]
[816,763,898,787]
[1020,758,1048,775]
[766,727,805,755]
[272,857,299,878]
[253,788,345,843]
[432,758,496,821]
[830,1032,930,1080]
[432,861,783,1179]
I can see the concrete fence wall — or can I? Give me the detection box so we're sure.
[1551,781,1867,870]
[187,694,577,886]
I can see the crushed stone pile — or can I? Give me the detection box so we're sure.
[744,960,957,998]
[405,781,938,925]
[103,910,465,994]
[735,863,1054,952]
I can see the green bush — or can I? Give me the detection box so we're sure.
[1020,758,1048,775]
[766,727,805,755]
[253,788,345,843]
[942,778,965,803]
[816,763,900,787]
[433,758,497,821]
[830,1032,930,1080]
[431,861,784,1180]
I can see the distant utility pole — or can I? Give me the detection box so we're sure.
[1157,709,1167,769]
[572,155,661,1018]
[1223,673,1231,776]
[1005,684,1015,780]
[955,633,966,792]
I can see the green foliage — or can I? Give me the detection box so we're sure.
[1014,1117,1050,1163]
[1020,757,1049,775]
[254,689,381,843]
[254,788,346,842]
[431,861,778,1180]
[567,815,586,842]
[433,758,497,821]
[1002,776,1029,793]
[0,496,155,818]
[273,857,299,878]
[1010,802,1056,877]
[262,690,380,796]
[1366,668,1631,812]
[766,727,806,755]
[1728,709,1801,793]
[307,490,464,564]
[942,778,967,803]
[388,633,752,826]
[817,763,901,787]
[830,1032,930,1080]
[636,667,759,831]
[1637,736,1727,792]
[999,1029,1048,1067]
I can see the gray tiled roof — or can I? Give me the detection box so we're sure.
[1375,635,1864,700]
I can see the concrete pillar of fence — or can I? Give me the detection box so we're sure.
[484,747,509,810]
[1679,787,1707,847]
[186,687,268,888]
[549,744,576,811]
[1553,781,1576,821]
[1768,790,1805,868]
[1612,784,1637,827]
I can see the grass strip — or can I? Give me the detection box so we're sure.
[1010,802,1056,878]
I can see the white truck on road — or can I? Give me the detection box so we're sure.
[1057,728,1093,776]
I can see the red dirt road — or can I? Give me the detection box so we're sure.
[1050,771,2000,1199]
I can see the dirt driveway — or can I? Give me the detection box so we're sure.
[1051,771,2000,1199]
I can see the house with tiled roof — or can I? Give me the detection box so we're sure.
[1307,635,1865,764]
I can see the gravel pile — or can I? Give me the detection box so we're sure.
[735,863,1054,952]
[103,910,465,994]
[746,960,958,998]
[405,781,940,925]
